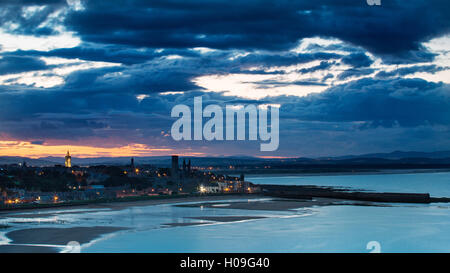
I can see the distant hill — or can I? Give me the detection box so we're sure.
[1,150,450,167]
[331,151,450,160]
[0,155,268,167]
[0,156,59,166]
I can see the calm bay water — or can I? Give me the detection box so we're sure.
[248,171,450,197]
[1,171,450,253]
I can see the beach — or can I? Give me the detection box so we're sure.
[0,194,264,215]
[2,171,450,253]
[0,194,320,253]
[0,226,127,253]
[0,193,370,253]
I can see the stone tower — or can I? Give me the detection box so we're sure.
[171,155,179,178]
[65,151,72,168]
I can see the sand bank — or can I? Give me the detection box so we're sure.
[175,197,343,211]
[0,194,265,218]
[0,226,127,253]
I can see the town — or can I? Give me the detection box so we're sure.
[0,152,260,208]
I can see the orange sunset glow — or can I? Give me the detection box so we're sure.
[0,141,205,158]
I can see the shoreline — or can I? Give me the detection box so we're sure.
[0,194,269,253]
[0,194,265,215]
[0,226,128,253]
[0,192,424,253]
[0,194,324,253]
[2,169,449,213]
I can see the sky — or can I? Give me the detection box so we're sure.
[0,0,449,158]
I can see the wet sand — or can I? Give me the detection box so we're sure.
[0,194,265,218]
[0,195,270,253]
[0,195,385,253]
[5,226,126,245]
[175,197,347,211]
[0,245,59,253]
[162,222,211,227]
[162,216,268,227]
[187,216,267,222]
[3,210,110,219]
[0,226,127,253]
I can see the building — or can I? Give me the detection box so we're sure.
[217,182,228,192]
[85,185,105,197]
[199,182,228,194]
[65,151,72,168]
[199,184,222,193]
[171,155,179,178]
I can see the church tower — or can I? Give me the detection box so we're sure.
[65,151,72,168]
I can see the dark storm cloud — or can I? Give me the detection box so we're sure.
[281,78,450,127]
[377,48,438,65]
[375,64,448,78]
[322,73,334,81]
[1,74,448,138]
[304,42,360,53]
[0,0,65,3]
[248,79,327,88]
[0,80,179,141]
[337,68,375,80]
[235,52,342,69]
[57,58,202,94]
[0,73,449,156]
[0,56,48,75]
[29,49,344,99]
[60,0,450,63]
[0,0,449,156]
[6,46,201,65]
[297,61,336,74]
[341,53,373,68]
